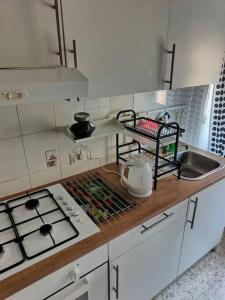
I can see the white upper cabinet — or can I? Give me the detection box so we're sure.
[0,0,61,68]
[62,0,170,99]
[165,0,225,89]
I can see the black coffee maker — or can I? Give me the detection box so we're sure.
[70,112,95,139]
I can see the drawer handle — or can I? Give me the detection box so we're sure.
[113,265,119,299]
[140,212,174,234]
[188,197,198,229]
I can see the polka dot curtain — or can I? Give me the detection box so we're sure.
[210,58,225,156]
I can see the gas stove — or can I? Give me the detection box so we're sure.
[0,184,99,280]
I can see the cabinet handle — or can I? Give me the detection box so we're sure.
[68,39,80,102]
[113,265,119,299]
[164,43,176,90]
[52,0,64,66]
[70,39,78,68]
[188,197,199,229]
[140,212,174,234]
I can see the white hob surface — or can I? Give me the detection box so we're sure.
[0,184,100,281]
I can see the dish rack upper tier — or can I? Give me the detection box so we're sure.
[118,110,180,144]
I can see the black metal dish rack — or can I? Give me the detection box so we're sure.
[116,110,181,190]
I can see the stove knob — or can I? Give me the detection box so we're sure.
[84,275,90,284]
[77,216,84,224]
[70,268,81,282]
[66,205,73,211]
[71,208,80,217]
[57,195,64,201]
[63,199,69,205]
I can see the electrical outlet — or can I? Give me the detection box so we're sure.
[73,147,88,161]
[45,150,57,168]
[68,153,77,165]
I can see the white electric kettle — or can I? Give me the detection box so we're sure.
[120,157,152,197]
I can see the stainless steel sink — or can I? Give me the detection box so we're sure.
[176,151,224,180]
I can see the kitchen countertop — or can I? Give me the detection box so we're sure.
[1,148,225,299]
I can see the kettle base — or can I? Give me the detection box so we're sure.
[128,189,152,198]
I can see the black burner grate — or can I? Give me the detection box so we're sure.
[0,203,25,274]
[0,189,79,274]
[7,189,79,260]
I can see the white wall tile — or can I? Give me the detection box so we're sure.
[0,106,20,139]
[0,137,28,182]
[17,101,55,135]
[0,176,30,198]
[57,131,75,167]
[58,131,105,177]
[58,129,89,178]
[85,138,107,158]
[85,97,110,120]
[54,99,85,127]
[88,154,115,170]
[23,131,59,174]
[134,91,159,112]
[61,160,89,178]
[110,94,133,113]
[30,168,61,188]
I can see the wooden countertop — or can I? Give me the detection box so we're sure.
[1,149,225,299]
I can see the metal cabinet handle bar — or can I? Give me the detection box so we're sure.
[188,197,198,229]
[141,212,174,234]
[70,39,80,102]
[164,43,176,90]
[69,39,78,68]
[52,0,63,66]
[113,265,119,299]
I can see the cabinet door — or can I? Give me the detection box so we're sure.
[165,0,225,89]
[178,179,225,275]
[110,218,185,300]
[0,0,60,68]
[62,0,170,99]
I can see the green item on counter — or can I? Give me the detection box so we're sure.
[168,143,176,153]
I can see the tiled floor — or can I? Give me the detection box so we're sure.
[155,236,225,300]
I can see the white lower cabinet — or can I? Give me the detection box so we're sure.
[109,202,187,300]
[178,179,225,275]
[109,178,225,299]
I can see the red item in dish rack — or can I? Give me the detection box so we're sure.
[138,119,158,132]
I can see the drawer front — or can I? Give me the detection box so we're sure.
[109,199,188,261]
[7,244,108,300]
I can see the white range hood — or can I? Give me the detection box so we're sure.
[0,67,88,106]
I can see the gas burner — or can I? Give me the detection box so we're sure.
[25,199,39,210]
[0,184,98,277]
[40,224,52,236]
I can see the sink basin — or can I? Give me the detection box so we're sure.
[176,151,224,180]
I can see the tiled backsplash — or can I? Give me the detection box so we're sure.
[0,87,207,197]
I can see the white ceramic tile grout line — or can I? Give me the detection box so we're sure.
[15,105,32,188]
[53,100,63,180]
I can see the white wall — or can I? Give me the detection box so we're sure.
[0,88,196,197]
